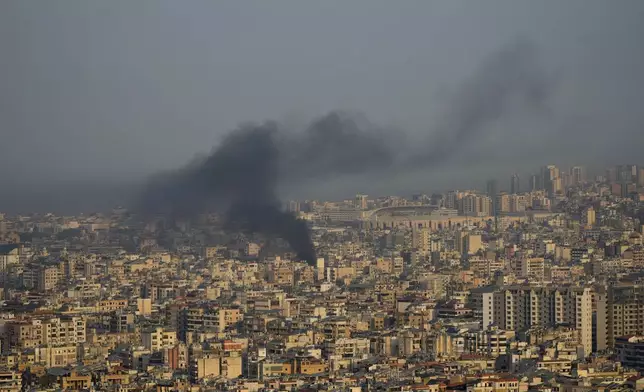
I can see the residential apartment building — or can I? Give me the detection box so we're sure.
[606,285,644,348]
[5,317,86,350]
[615,336,644,371]
[179,306,242,340]
[142,327,177,352]
[476,285,594,355]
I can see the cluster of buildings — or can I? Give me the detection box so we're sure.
[0,164,644,391]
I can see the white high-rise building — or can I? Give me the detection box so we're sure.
[473,285,594,356]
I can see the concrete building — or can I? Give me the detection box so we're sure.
[0,244,19,266]
[110,311,135,333]
[518,257,545,281]
[583,207,596,228]
[38,265,62,292]
[5,317,86,350]
[615,336,644,371]
[465,234,483,255]
[137,298,152,316]
[142,327,177,352]
[469,286,497,329]
[316,258,325,282]
[606,285,644,348]
[35,345,79,368]
[180,306,242,340]
[485,285,593,355]
[570,166,585,185]
[190,350,242,381]
[412,228,431,253]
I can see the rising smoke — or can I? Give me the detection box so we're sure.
[138,39,552,264]
[411,39,551,166]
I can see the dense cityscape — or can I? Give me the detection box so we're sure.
[3,1,644,391]
[0,163,644,391]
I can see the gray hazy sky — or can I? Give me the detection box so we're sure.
[1,1,644,211]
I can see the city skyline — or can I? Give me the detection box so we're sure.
[1,159,644,389]
[1,1,644,389]
[1,1,644,213]
[0,161,633,216]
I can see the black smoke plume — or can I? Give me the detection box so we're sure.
[140,122,317,264]
[411,39,551,165]
[138,39,552,264]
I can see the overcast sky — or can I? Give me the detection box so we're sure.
[1,1,643,212]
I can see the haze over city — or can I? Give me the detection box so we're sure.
[1,0,644,213]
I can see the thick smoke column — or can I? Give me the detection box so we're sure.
[141,122,317,264]
[140,112,397,265]
[281,112,395,179]
[139,39,552,264]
